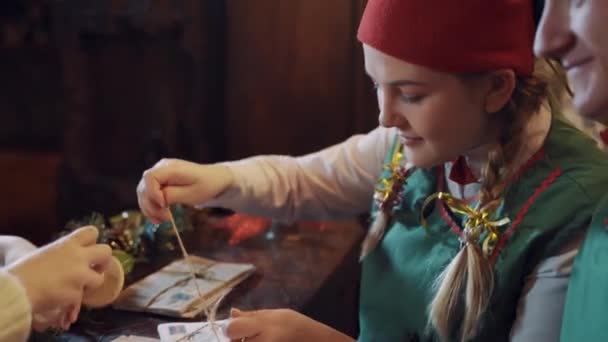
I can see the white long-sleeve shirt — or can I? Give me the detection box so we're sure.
[206,125,396,222]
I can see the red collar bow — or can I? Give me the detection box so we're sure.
[449,156,478,186]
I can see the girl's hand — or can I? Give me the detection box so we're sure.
[224,308,355,342]
[137,159,234,224]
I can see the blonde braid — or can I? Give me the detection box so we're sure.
[430,59,563,341]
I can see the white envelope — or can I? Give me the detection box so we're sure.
[157,320,230,342]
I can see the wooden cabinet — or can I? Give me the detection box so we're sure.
[224,0,377,158]
[0,0,377,240]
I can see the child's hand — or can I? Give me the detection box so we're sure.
[6,226,112,322]
[137,159,234,224]
[224,308,355,342]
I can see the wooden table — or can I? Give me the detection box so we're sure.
[34,219,364,341]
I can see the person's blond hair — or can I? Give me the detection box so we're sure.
[429,59,568,341]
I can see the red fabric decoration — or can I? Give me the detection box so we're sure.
[357,0,535,76]
[449,156,478,185]
[600,128,608,146]
[209,213,271,246]
[209,214,328,245]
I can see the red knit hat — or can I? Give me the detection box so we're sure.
[357,0,535,76]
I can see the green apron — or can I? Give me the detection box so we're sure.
[561,193,608,341]
[359,119,608,342]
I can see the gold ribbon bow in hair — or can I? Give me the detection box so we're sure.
[361,141,414,261]
[420,192,510,257]
[374,141,412,211]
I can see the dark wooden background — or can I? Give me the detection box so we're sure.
[0,0,377,244]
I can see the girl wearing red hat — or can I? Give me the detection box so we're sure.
[137,0,608,341]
